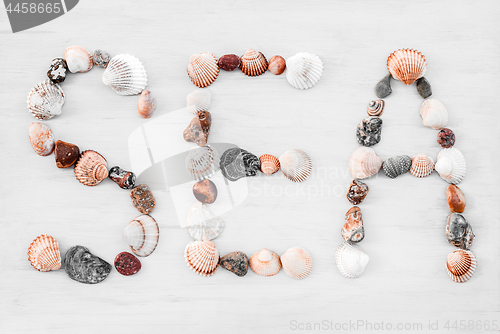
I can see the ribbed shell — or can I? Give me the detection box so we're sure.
[249,248,282,277]
[280,247,313,280]
[420,99,449,130]
[446,249,476,283]
[335,242,369,279]
[64,46,93,73]
[240,49,268,77]
[184,240,220,277]
[186,202,224,241]
[123,215,160,257]
[285,52,323,89]
[137,90,156,119]
[279,149,312,182]
[186,88,211,114]
[187,52,219,88]
[367,100,385,117]
[435,147,466,184]
[27,79,65,120]
[382,155,411,179]
[387,49,427,85]
[27,234,61,272]
[185,146,216,181]
[348,147,383,179]
[409,153,435,178]
[29,122,55,156]
[74,150,108,186]
[102,54,148,95]
[259,154,280,175]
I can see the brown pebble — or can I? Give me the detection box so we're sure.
[220,251,249,277]
[54,140,80,168]
[346,179,369,205]
[268,55,286,75]
[193,179,218,204]
[183,111,211,146]
[130,184,156,214]
[218,54,240,71]
[446,184,466,213]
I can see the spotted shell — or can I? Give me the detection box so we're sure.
[186,88,211,114]
[249,248,282,277]
[187,52,219,88]
[367,100,385,117]
[123,215,160,257]
[279,149,312,182]
[27,234,61,272]
[446,249,476,283]
[387,49,427,85]
[184,240,220,277]
[74,150,108,186]
[259,154,280,175]
[280,247,313,280]
[349,147,382,179]
[64,46,93,73]
[29,122,55,156]
[382,155,411,179]
[435,147,466,185]
[420,99,448,130]
[240,49,268,77]
[27,79,65,120]
[102,54,148,95]
[335,242,369,279]
[186,202,224,241]
[137,90,156,119]
[409,153,435,178]
[185,146,216,181]
[285,52,323,90]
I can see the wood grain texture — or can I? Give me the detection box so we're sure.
[1,0,499,333]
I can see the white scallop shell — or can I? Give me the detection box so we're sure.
[186,202,224,241]
[285,52,323,90]
[102,54,148,95]
[435,147,466,184]
[186,88,211,114]
[279,149,312,182]
[335,242,369,279]
[249,248,282,277]
[349,147,383,179]
[184,240,220,277]
[280,247,313,280]
[185,146,216,181]
[419,99,448,130]
[64,46,93,73]
[27,80,65,120]
[123,215,160,257]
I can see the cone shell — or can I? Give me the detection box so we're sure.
[123,215,160,257]
[409,153,435,178]
[185,146,216,181]
[29,122,55,156]
[420,99,448,130]
[184,240,220,277]
[280,247,313,280]
[259,154,280,175]
[27,234,61,272]
[27,79,65,120]
[285,52,323,89]
[435,147,466,184]
[348,147,382,179]
[335,242,369,279]
[186,88,211,114]
[187,52,219,88]
[367,100,385,117]
[240,49,268,77]
[64,46,93,73]
[102,54,148,95]
[279,149,312,182]
[74,150,108,186]
[249,248,282,277]
[387,49,427,85]
[446,249,476,283]
[137,90,156,119]
[186,202,224,241]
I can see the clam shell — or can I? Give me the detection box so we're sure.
[367,100,385,117]
[285,52,323,90]
[185,146,216,181]
[335,242,369,279]
[29,122,55,156]
[259,154,280,175]
[123,215,160,257]
[186,202,224,241]
[435,147,466,184]
[187,52,219,88]
[341,206,364,243]
[279,149,312,182]
[64,46,93,73]
[348,147,382,179]
[240,49,268,77]
[249,248,282,277]
[137,90,157,119]
[102,54,148,95]
[27,234,61,272]
[409,153,435,178]
[27,79,65,120]
[420,98,448,130]
[74,150,108,186]
[387,49,427,85]
[446,249,476,283]
[280,247,313,280]
[186,88,211,114]
[184,240,220,277]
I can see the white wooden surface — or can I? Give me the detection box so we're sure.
[1,1,499,333]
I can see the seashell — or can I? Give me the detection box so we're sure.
[137,90,157,119]
[47,58,68,83]
[435,147,466,184]
[187,52,219,88]
[220,148,260,182]
[102,54,148,95]
[109,166,136,189]
[280,247,313,280]
[186,146,216,181]
[123,215,160,257]
[375,73,392,98]
[419,98,448,130]
[437,128,455,148]
[249,248,282,277]
[183,111,212,147]
[382,155,411,179]
[409,153,435,178]
[446,213,474,250]
[446,249,476,283]
[74,150,108,186]
[218,54,240,71]
[220,251,249,277]
[240,49,268,77]
[341,206,364,243]
[114,252,141,276]
[193,179,218,204]
[356,116,383,147]
[54,140,80,168]
[64,245,111,284]
[387,49,427,85]
[186,202,224,241]
[184,240,220,277]
[92,49,110,68]
[279,149,312,182]
[29,122,55,156]
[416,77,432,98]
[446,184,466,213]
[130,184,156,214]
[27,234,61,272]
[27,79,65,120]
[367,100,385,117]
[348,147,382,179]
[285,52,323,89]
[186,88,211,114]
[268,55,286,75]
[64,46,93,73]
[335,242,369,279]
[259,154,280,175]
[346,179,369,205]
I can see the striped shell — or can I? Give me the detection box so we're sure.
[420,99,448,130]
[29,122,55,156]
[123,215,160,257]
[186,88,211,114]
[102,54,148,95]
[27,234,61,272]
[335,242,369,279]
[259,154,280,175]
[185,146,216,181]
[435,147,466,184]
[367,100,385,117]
[187,52,219,88]
[349,147,383,179]
[74,150,108,186]
[382,155,411,179]
[249,248,282,277]
[64,46,93,73]
[285,52,323,90]
[280,247,313,280]
[279,149,312,182]
[409,153,435,178]
[387,49,427,85]
[184,240,220,277]
[240,49,268,77]
[27,79,65,120]
[186,202,224,241]
[446,249,476,283]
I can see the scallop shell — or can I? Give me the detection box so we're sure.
[102,54,148,95]
[185,146,216,181]
[187,52,219,88]
[64,46,93,73]
[259,154,280,175]
[279,149,312,182]
[348,147,383,179]
[280,247,313,280]
[27,79,65,120]
[387,49,427,85]
[137,90,156,119]
[184,240,220,277]
[435,147,466,184]
[186,88,211,114]
[240,49,268,77]
[446,249,476,283]
[367,100,385,117]
[186,202,224,241]
[29,122,55,156]
[285,52,323,90]
[419,98,448,130]
[74,150,108,186]
[409,153,435,178]
[27,234,61,272]
[249,248,282,277]
[123,215,160,257]
[335,242,369,279]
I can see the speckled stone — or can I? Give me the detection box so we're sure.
[109,166,136,189]
[446,213,475,250]
[114,252,141,276]
[220,251,249,277]
[356,116,383,147]
[93,49,111,68]
[183,111,212,147]
[218,54,240,71]
[130,184,155,214]
[437,128,455,148]
[47,58,68,83]
[64,246,111,284]
[346,179,369,205]
[193,179,218,204]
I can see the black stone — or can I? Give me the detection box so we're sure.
[356,116,383,147]
[416,77,432,99]
[47,58,68,83]
[220,251,249,277]
[446,213,475,250]
[375,73,392,98]
[64,246,112,284]
[220,148,260,182]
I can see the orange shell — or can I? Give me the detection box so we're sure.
[446,184,466,213]
[387,49,427,85]
[187,52,219,88]
[184,240,220,277]
[137,90,157,118]
[259,154,280,175]
[27,234,61,272]
[341,206,364,243]
[249,248,282,276]
[240,49,268,77]
[29,122,55,156]
[446,249,476,283]
[74,150,108,186]
[409,153,435,178]
[64,46,93,73]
